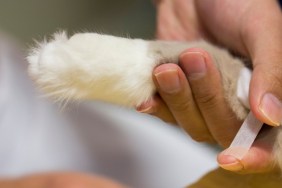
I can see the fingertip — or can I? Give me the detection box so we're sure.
[250,92,282,127]
[153,63,189,95]
[136,99,155,114]
[218,143,274,173]
[218,154,244,172]
[136,95,177,124]
[136,95,164,114]
[179,48,217,79]
[250,66,282,127]
[154,63,180,75]
[258,93,282,126]
[179,51,207,79]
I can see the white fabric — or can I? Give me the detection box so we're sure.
[237,67,252,109]
[0,38,217,188]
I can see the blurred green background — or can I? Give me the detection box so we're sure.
[0,0,156,44]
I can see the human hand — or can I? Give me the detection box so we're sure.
[138,48,277,173]
[138,0,282,174]
[0,172,126,188]
[156,0,282,126]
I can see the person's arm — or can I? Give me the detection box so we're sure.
[0,172,126,188]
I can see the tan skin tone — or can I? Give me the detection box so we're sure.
[0,172,126,188]
[138,0,282,173]
[1,1,281,185]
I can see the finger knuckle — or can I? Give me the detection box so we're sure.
[170,99,192,113]
[194,92,219,108]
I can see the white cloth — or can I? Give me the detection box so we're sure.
[237,67,252,109]
[0,37,217,188]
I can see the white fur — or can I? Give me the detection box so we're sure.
[27,31,282,176]
[29,32,157,106]
[27,32,247,118]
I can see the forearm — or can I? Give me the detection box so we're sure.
[0,179,17,188]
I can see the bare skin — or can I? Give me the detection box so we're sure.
[139,0,282,173]
[0,172,126,188]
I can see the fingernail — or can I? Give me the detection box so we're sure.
[136,101,155,114]
[219,155,244,171]
[137,106,154,114]
[259,93,282,126]
[155,69,181,94]
[180,52,206,79]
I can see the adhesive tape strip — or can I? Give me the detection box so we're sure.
[225,67,263,159]
[225,112,263,159]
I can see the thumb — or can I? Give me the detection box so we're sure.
[241,0,282,126]
[250,63,282,126]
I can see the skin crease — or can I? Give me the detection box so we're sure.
[140,0,282,174]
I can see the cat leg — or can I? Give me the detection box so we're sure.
[28,31,282,171]
[28,32,247,119]
[28,32,159,107]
